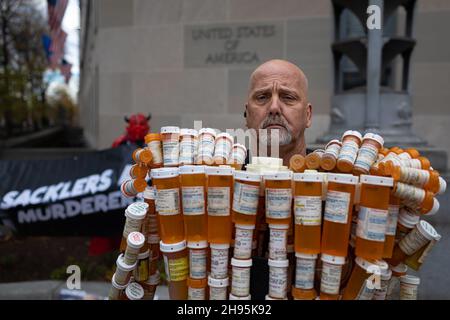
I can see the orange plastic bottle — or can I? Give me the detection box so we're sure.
[160,126,180,167]
[305,149,324,170]
[228,143,247,170]
[196,128,216,165]
[321,173,358,257]
[353,133,384,176]
[180,165,207,242]
[232,171,261,226]
[121,179,148,198]
[129,164,148,179]
[392,166,441,194]
[132,148,153,165]
[293,172,323,255]
[213,132,234,165]
[342,258,388,300]
[387,220,438,267]
[179,129,198,166]
[392,182,439,215]
[355,175,393,260]
[150,168,184,244]
[145,133,163,168]
[321,140,341,171]
[336,130,362,173]
[400,156,431,170]
[206,166,234,244]
[264,171,293,225]
[289,154,306,173]
[160,240,189,300]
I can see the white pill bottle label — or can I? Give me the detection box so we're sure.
[233,182,259,215]
[324,191,350,224]
[294,196,322,226]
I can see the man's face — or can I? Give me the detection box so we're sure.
[245,63,312,147]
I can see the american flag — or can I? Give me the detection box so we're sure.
[47,0,68,31]
[49,27,67,55]
[60,59,72,84]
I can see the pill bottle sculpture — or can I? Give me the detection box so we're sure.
[109,126,446,300]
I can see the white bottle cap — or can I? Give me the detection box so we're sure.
[231,258,252,268]
[438,176,447,195]
[416,220,439,241]
[180,128,198,137]
[216,132,234,142]
[187,240,209,249]
[359,174,394,187]
[199,128,217,137]
[125,282,144,300]
[293,172,323,183]
[342,130,362,142]
[179,165,206,174]
[295,253,318,260]
[391,263,408,274]
[127,232,145,249]
[325,139,342,148]
[398,208,421,229]
[159,240,187,253]
[400,275,420,286]
[381,268,392,281]
[424,198,440,216]
[205,166,234,176]
[232,143,247,152]
[137,250,150,260]
[263,171,293,180]
[234,170,261,182]
[150,167,179,179]
[363,133,384,147]
[160,126,180,134]
[111,273,129,290]
[235,224,256,230]
[210,243,231,250]
[125,202,148,220]
[116,253,137,271]
[327,173,358,185]
[321,253,345,265]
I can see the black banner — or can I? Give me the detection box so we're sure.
[0,145,142,236]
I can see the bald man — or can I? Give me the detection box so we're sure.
[245,59,312,166]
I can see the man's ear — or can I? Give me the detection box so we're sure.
[306,103,312,128]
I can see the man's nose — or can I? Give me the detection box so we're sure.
[268,94,282,116]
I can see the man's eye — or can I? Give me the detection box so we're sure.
[282,95,297,103]
[255,95,269,102]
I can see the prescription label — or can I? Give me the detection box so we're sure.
[232,181,259,215]
[338,140,359,164]
[320,263,342,295]
[266,188,292,219]
[294,196,322,226]
[295,258,316,289]
[164,256,188,282]
[162,141,179,166]
[156,188,180,215]
[189,249,207,279]
[386,205,400,236]
[182,186,205,215]
[207,187,230,216]
[324,190,350,224]
[356,206,388,242]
